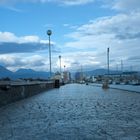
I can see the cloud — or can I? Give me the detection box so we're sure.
[1,0,140,71]
[112,0,140,12]
[116,32,140,40]
[0,0,95,6]
[57,51,101,71]
[0,32,56,54]
[63,11,140,70]
[0,54,47,71]
[0,32,39,43]
[0,32,60,71]
[56,0,95,6]
[1,0,139,8]
[127,56,140,61]
[0,0,46,5]
[0,42,47,54]
[102,0,140,12]
[65,11,140,42]
[5,6,23,12]
[0,32,59,71]
[0,55,17,66]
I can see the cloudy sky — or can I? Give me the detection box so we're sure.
[0,0,140,72]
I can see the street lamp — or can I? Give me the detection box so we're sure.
[107,47,110,75]
[64,65,66,72]
[59,55,62,74]
[47,29,52,78]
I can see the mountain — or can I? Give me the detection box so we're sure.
[0,65,138,80]
[71,68,120,80]
[83,69,122,76]
[0,65,14,78]
[0,66,50,79]
[84,69,107,76]
[14,68,50,79]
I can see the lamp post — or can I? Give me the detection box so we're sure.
[64,65,66,72]
[59,55,62,74]
[102,47,110,89]
[121,59,123,73]
[47,30,52,78]
[107,47,110,75]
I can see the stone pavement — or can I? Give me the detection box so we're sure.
[90,83,140,93]
[0,84,140,140]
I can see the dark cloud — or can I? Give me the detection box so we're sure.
[0,42,56,54]
[71,61,80,65]
[127,56,140,61]
[110,59,116,63]
[116,32,140,40]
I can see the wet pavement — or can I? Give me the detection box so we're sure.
[0,84,140,140]
[90,83,140,93]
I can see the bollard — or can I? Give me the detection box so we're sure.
[54,79,60,88]
[102,81,109,89]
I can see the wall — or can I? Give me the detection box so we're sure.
[0,82,54,107]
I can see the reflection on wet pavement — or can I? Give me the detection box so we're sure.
[0,84,140,140]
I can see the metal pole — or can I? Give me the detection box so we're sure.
[59,55,61,74]
[107,47,110,75]
[121,60,123,73]
[47,30,52,78]
[49,35,51,77]
[116,64,118,72]
[81,65,83,81]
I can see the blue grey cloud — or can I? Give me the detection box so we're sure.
[127,56,140,61]
[116,32,140,40]
[0,42,59,54]
[0,42,47,54]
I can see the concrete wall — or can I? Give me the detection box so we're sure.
[0,83,54,107]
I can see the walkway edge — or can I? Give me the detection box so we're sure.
[89,83,140,94]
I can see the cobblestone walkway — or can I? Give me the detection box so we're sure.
[0,84,140,140]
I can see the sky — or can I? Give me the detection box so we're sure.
[0,0,140,72]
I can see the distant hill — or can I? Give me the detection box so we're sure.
[0,65,139,80]
[14,68,50,79]
[0,66,50,79]
[71,68,122,80]
[84,68,122,76]
[0,65,14,78]
[72,69,122,77]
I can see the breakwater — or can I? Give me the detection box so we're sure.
[0,81,54,107]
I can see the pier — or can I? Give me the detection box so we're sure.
[0,84,140,139]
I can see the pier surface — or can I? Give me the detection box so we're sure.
[0,84,140,140]
[90,83,140,93]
